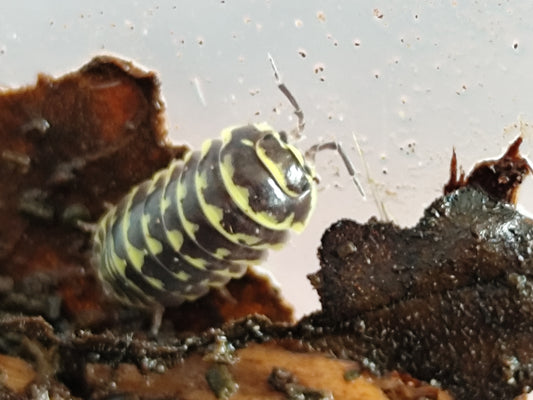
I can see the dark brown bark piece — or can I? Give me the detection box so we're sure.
[311,138,533,399]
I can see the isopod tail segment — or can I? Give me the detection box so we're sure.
[268,53,366,198]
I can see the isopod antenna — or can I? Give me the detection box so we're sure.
[268,53,305,138]
[267,53,366,198]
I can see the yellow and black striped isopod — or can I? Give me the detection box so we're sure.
[92,56,364,323]
[93,122,317,307]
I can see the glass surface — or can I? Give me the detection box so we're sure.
[2,1,532,317]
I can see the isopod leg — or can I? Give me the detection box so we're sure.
[150,302,165,337]
[305,141,366,197]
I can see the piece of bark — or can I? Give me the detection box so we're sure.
[310,138,533,399]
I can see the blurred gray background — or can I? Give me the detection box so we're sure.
[2,1,532,316]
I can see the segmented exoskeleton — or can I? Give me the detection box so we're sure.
[93,121,317,308]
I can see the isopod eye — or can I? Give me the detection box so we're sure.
[279,130,289,143]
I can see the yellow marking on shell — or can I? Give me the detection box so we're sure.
[200,139,212,157]
[95,209,117,254]
[214,247,231,259]
[159,158,184,251]
[287,142,307,169]
[256,132,300,197]
[148,166,174,212]
[171,158,246,262]
[241,138,254,147]
[103,238,128,280]
[149,166,171,187]
[182,150,193,163]
[138,168,170,257]
[112,231,164,290]
[137,272,165,290]
[219,154,250,210]
[108,238,148,297]
[183,291,206,301]
[165,228,207,270]
[290,221,306,233]
[115,188,165,291]
[166,229,184,251]
[162,158,183,182]
[220,123,274,145]
[221,126,234,145]
[303,181,318,231]
[96,212,111,234]
[195,169,223,222]
[161,194,171,214]
[119,190,145,271]
[158,161,211,269]
[141,214,162,255]
[254,122,275,133]
[109,242,127,276]
[100,225,120,271]
[93,231,104,255]
[196,169,269,248]
[183,254,207,269]
[269,241,285,250]
[143,275,164,289]
[97,217,153,305]
[176,177,200,240]
[207,276,232,288]
[123,233,163,289]
[220,153,296,231]
[212,266,248,279]
[174,270,191,281]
